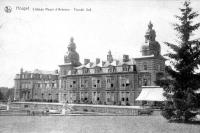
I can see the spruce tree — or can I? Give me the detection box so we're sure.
[161,0,200,121]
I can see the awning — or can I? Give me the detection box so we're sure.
[195,88,200,94]
[136,86,167,101]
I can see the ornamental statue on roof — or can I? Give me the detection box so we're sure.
[141,21,161,57]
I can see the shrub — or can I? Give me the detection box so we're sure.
[161,109,175,120]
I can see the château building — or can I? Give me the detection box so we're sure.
[14,69,59,102]
[14,22,166,105]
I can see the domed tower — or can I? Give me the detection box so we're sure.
[141,21,161,56]
[64,37,81,66]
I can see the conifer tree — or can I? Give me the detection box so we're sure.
[161,0,200,121]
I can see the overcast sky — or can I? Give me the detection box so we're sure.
[0,0,200,87]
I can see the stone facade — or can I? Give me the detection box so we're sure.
[14,69,59,102]
[14,22,166,105]
[58,22,165,105]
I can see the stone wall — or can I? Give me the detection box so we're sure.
[9,102,142,115]
[72,104,140,115]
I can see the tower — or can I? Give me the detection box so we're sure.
[59,37,82,102]
[136,22,165,86]
[64,37,81,66]
[59,37,81,76]
[141,21,161,56]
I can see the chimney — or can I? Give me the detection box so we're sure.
[95,58,100,64]
[107,50,113,63]
[102,61,106,66]
[20,68,23,74]
[55,70,58,74]
[123,55,129,62]
[84,59,90,65]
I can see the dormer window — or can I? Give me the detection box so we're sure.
[108,66,116,73]
[95,67,101,73]
[72,69,77,75]
[122,65,129,72]
[83,68,89,74]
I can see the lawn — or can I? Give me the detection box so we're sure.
[0,115,200,133]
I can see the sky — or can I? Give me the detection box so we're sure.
[0,0,200,87]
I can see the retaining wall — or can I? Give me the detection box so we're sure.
[10,102,142,115]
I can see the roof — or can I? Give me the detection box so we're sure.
[32,69,58,75]
[76,58,136,69]
[91,62,103,68]
[136,86,167,101]
[135,55,166,60]
[75,62,93,69]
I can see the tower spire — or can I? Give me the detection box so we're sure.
[145,21,156,42]
[148,21,153,30]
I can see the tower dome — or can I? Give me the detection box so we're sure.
[64,37,81,66]
[141,21,161,56]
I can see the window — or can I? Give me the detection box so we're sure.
[122,98,125,101]
[64,94,67,100]
[63,70,66,75]
[52,83,55,88]
[83,68,89,74]
[72,69,77,75]
[122,65,129,72]
[106,92,111,102]
[143,62,147,70]
[108,66,116,73]
[80,79,88,88]
[120,77,130,88]
[133,65,137,71]
[126,92,130,101]
[64,81,66,88]
[111,84,114,87]
[157,64,161,71]
[143,79,148,86]
[95,67,101,73]
[126,79,130,87]
[92,78,101,88]
[106,77,114,88]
